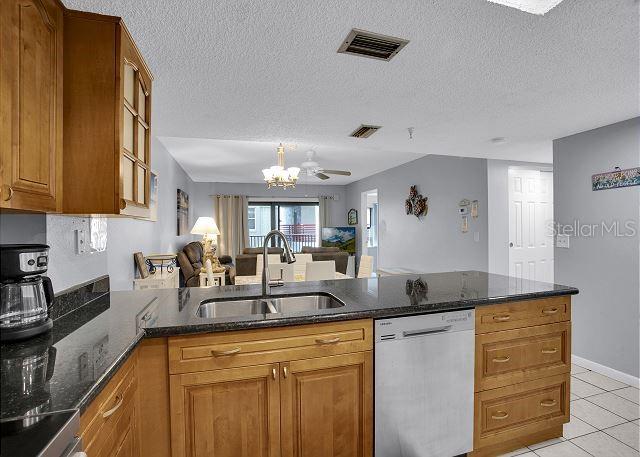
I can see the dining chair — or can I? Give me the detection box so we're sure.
[292,253,313,275]
[255,254,282,275]
[305,260,336,281]
[269,263,295,282]
[357,255,374,278]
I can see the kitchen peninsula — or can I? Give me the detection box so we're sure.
[0,271,577,457]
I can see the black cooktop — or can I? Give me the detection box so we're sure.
[0,410,77,456]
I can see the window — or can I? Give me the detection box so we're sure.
[248,207,256,230]
[248,201,320,252]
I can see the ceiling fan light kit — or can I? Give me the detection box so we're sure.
[262,144,300,189]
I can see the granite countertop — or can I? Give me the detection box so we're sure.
[1,271,577,424]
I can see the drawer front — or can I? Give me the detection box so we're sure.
[168,320,373,374]
[80,353,138,453]
[476,296,571,334]
[474,374,570,449]
[476,322,571,391]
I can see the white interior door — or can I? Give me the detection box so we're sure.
[509,169,554,283]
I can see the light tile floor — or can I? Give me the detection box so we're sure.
[499,363,639,457]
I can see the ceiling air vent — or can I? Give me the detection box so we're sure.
[337,29,409,61]
[350,124,381,139]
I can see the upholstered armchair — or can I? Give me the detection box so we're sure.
[177,241,235,286]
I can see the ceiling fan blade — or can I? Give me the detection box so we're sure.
[315,172,330,180]
[321,169,352,176]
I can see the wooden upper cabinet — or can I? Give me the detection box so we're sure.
[0,0,63,212]
[63,10,152,216]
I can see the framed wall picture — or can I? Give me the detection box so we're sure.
[177,189,190,235]
[592,167,640,191]
[149,171,159,221]
[348,208,358,225]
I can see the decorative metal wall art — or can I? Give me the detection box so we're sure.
[405,185,428,218]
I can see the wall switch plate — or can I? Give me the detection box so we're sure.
[474,232,480,242]
[76,229,86,254]
[556,234,570,248]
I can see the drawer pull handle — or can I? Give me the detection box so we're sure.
[272,368,276,380]
[316,336,341,345]
[541,348,558,354]
[491,411,509,420]
[542,307,559,315]
[3,186,13,201]
[102,395,124,418]
[283,366,288,378]
[211,347,241,357]
[492,356,511,363]
[493,315,511,322]
[540,399,557,407]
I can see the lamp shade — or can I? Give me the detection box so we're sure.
[191,217,220,236]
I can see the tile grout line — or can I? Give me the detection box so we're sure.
[578,394,638,424]
[600,424,640,452]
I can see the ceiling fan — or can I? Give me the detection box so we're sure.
[300,150,352,180]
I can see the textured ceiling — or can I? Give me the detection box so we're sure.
[63,0,639,184]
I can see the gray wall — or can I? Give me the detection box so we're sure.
[0,212,46,244]
[345,154,488,273]
[191,182,347,228]
[487,160,552,276]
[554,117,640,378]
[0,138,197,292]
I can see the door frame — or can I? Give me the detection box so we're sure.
[360,189,378,272]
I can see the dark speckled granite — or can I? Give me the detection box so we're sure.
[1,271,577,428]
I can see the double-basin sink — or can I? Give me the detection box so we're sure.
[197,293,345,319]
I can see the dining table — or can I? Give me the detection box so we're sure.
[234,272,351,285]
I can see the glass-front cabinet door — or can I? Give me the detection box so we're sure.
[121,54,151,215]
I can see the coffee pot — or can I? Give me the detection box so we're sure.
[0,244,54,341]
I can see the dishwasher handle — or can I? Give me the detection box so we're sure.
[402,325,452,338]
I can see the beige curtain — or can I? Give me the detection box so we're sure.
[213,195,249,258]
[318,196,331,231]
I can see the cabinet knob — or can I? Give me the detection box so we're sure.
[3,185,13,201]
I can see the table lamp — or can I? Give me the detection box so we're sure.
[191,217,224,272]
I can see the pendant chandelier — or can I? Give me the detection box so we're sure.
[262,143,300,189]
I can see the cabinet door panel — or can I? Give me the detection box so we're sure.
[170,364,281,457]
[281,352,372,457]
[0,0,62,211]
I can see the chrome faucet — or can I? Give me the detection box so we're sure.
[262,229,296,296]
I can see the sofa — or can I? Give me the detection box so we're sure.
[300,247,349,274]
[235,247,284,276]
[177,241,235,286]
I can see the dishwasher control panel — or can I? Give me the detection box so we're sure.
[375,309,475,342]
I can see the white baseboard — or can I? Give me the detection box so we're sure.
[572,355,640,388]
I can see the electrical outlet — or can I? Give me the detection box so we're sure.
[76,229,86,254]
[556,234,570,248]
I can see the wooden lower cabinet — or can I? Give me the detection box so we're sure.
[170,363,281,457]
[471,296,572,457]
[80,349,140,457]
[169,320,374,457]
[281,352,372,457]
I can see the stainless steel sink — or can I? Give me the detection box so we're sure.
[197,299,271,318]
[196,294,344,318]
[268,294,345,313]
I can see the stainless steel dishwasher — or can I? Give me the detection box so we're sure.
[375,310,475,457]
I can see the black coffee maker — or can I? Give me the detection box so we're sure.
[0,244,54,341]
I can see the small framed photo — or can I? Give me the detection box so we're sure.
[134,252,149,279]
[348,208,358,225]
